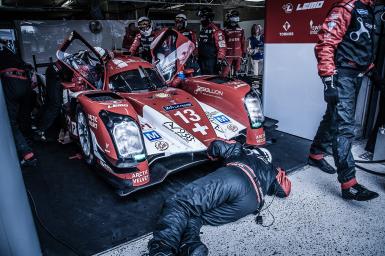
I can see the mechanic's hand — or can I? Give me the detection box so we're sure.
[241,57,248,65]
[322,75,339,105]
[217,58,228,67]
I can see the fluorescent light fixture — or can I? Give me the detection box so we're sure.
[167,4,185,9]
[245,0,264,2]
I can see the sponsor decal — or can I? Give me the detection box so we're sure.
[309,20,322,35]
[330,13,340,20]
[227,81,247,88]
[214,115,231,124]
[280,21,294,37]
[88,114,98,129]
[327,21,336,31]
[143,130,162,142]
[282,3,293,14]
[350,17,370,42]
[163,122,195,142]
[227,124,238,132]
[141,123,153,131]
[131,169,150,187]
[155,141,169,151]
[194,86,224,97]
[296,1,324,11]
[99,160,113,173]
[112,59,128,68]
[192,123,209,135]
[153,92,171,98]
[356,9,368,16]
[107,103,128,109]
[163,102,192,111]
[105,143,111,153]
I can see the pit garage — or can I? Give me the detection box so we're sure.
[0,1,385,256]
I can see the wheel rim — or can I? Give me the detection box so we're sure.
[77,112,91,157]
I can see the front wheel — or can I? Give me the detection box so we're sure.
[76,106,95,165]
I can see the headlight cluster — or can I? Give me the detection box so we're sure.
[100,111,145,161]
[244,91,264,128]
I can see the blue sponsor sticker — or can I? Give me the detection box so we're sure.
[163,102,192,111]
[356,9,368,15]
[214,115,230,124]
[143,130,162,142]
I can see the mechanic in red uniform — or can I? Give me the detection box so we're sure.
[222,10,246,78]
[174,13,200,74]
[309,0,379,201]
[122,23,138,50]
[197,7,227,75]
[129,17,157,63]
[148,140,291,256]
[0,39,37,166]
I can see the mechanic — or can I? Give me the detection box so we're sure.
[197,7,227,75]
[247,24,264,77]
[222,10,246,78]
[148,140,291,256]
[174,13,200,74]
[122,23,138,50]
[309,0,379,201]
[0,38,37,166]
[129,16,158,63]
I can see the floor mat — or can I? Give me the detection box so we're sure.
[22,130,311,256]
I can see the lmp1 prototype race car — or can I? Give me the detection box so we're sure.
[55,29,266,196]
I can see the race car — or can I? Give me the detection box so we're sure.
[55,29,266,196]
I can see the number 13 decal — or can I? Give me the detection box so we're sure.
[174,109,201,123]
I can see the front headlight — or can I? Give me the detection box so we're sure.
[100,111,146,161]
[113,121,144,159]
[244,91,264,128]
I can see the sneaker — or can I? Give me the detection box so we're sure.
[20,152,38,167]
[308,157,336,174]
[148,240,174,256]
[342,184,379,201]
[179,242,208,256]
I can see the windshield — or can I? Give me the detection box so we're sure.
[109,67,167,93]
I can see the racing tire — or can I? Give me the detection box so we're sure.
[76,105,96,166]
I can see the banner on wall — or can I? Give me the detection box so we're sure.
[265,0,339,43]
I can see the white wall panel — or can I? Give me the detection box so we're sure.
[263,43,325,140]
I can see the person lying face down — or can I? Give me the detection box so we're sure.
[148,139,292,256]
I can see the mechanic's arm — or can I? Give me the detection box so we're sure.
[214,29,227,60]
[207,139,242,162]
[128,33,141,56]
[315,5,352,76]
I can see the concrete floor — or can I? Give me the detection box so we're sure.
[96,143,385,256]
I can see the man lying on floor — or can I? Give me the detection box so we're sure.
[148,140,292,256]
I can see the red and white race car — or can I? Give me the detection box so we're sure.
[56,29,266,196]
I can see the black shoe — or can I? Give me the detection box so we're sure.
[148,240,174,256]
[342,184,379,201]
[20,156,38,167]
[179,242,208,256]
[308,157,336,174]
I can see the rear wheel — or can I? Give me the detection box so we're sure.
[76,106,95,165]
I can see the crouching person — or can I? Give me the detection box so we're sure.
[148,140,292,256]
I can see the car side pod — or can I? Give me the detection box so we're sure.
[246,127,266,146]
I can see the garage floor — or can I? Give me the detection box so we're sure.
[96,143,385,256]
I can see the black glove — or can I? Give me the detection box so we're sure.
[322,75,339,105]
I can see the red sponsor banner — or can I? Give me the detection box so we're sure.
[265,0,339,43]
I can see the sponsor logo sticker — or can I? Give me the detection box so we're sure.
[214,115,231,124]
[155,141,169,151]
[194,86,223,97]
[309,20,322,35]
[88,114,98,129]
[143,130,162,142]
[153,92,171,99]
[131,169,150,187]
[163,122,195,142]
[282,3,293,14]
[108,104,128,109]
[357,9,368,16]
[163,102,192,111]
[280,21,294,37]
[296,1,324,11]
[227,124,238,132]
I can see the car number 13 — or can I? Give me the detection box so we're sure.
[174,109,201,123]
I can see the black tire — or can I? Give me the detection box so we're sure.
[76,105,96,165]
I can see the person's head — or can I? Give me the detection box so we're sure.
[251,24,263,36]
[197,7,215,27]
[127,22,137,35]
[137,16,153,36]
[226,10,240,28]
[175,13,187,31]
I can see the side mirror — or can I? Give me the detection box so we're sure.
[184,68,194,77]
